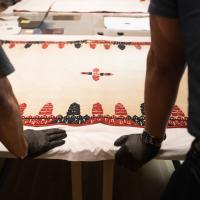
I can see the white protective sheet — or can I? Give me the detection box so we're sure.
[50,0,147,13]
[3,0,148,14]
[0,34,151,42]
[0,125,194,161]
[3,0,55,14]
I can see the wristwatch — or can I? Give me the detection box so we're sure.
[142,130,166,147]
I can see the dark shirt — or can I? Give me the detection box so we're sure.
[0,46,15,78]
[149,0,200,138]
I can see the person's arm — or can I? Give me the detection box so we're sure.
[0,77,67,158]
[0,47,67,158]
[144,15,186,137]
[114,15,186,171]
[0,77,28,158]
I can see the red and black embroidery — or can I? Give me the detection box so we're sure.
[81,68,113,81]
[19,102,187,128]
[1,40,151,50]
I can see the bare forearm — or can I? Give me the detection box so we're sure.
[0,78,28,158]
[144,49,186,137]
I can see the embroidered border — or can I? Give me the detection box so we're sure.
[1,40,151,50]
[19,102,187,128]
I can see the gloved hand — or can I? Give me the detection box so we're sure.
[24,128,67,158]
[114,132,164,171]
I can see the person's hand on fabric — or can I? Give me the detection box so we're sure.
[24,128,67,158]
[114,131,165,171]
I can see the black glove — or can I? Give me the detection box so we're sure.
[114,132,164,171]
[24,128,67,158]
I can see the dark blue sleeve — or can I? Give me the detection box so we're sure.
[148,0,178,18]
[0,46,15,78]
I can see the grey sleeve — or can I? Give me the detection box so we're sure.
[0,46,15,78]
[148,0,178,18]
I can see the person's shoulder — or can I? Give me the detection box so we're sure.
[148,0,178,18]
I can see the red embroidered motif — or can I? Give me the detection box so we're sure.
[89,42,97,49]
[19,103,27,115]
[86,116,138,127]
[81,68,113,81]
[92,68,100,81]
[9,42,15,48]
[115,103,128,117]
[23,115,56,126]
[58,42,65,49]
[104,43,111,50]
[168,105,187,127]
[39,103,53,116]
[134,44,142,50]
[42,43,49,49]
[92,103,103,116]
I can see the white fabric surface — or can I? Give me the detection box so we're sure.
[0,124,193,161]
[0,34,151,42]
[3,0,54,13]
[0,13,189,162]
[51,0,147,13]
[0,36,189,162]
[3,0,148,13]
[2,40,186,119]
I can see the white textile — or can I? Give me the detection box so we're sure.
[51,0,147,13]
[0,36,189,162]
[3,0,54,13]
[3,0,148,13]
[0,124,193,161]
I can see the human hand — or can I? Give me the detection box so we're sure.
[114,131,164,171]
[24,128,67,158]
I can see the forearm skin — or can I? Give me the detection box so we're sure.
[144,48,186,137]
[0,77,28,158]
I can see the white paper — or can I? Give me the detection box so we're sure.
[0,17,21,34]
[104,17,150,31]
[0,25,21,35]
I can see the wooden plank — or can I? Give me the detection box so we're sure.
[103,160,114,200]
[71,162,83,200]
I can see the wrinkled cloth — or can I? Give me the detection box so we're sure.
[0,125,194,161]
